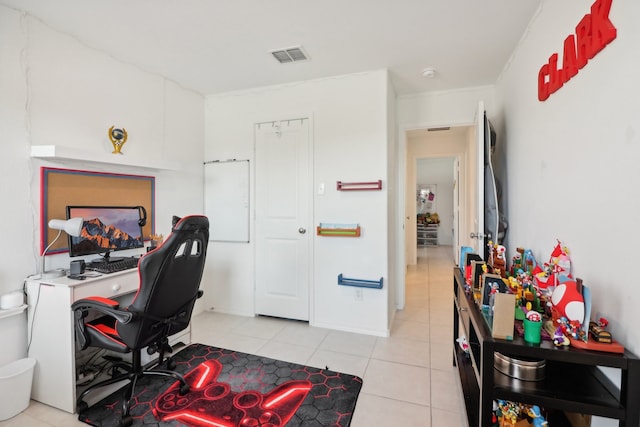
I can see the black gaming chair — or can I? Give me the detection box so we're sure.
[72,215,209,426]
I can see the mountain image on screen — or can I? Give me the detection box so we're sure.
[72,218,143,253]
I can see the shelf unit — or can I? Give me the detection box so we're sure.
[452,267,640,427]
[336,180,382,191]
[337,274,383,289]
[417,224,438,246]
[317,224,361,237]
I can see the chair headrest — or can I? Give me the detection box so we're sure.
[171,215,209,234]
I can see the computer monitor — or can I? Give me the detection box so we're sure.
[66,206,145,262]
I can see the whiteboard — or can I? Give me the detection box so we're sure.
[204,160,249,242]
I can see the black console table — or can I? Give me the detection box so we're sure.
[452,268,640,427]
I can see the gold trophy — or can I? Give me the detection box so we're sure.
[108,126,128,154]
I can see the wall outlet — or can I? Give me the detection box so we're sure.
[355,288,363,301]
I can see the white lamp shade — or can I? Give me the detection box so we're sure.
[48,217,84,237]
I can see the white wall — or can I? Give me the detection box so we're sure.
[498,1,639,346]
[0,8,34,295]
[386,74,399,332]
[397,86,496,129]
[205,70,391,336]
[0,7,204,303]
[496,2,638,426]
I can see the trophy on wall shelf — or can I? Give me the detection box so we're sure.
[108,126,128,154]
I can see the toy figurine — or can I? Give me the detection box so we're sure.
[553,326,570,346]
[456,336,470,354]
[511,248,524,276]
[589,317,612,343]
[556,316,586,341]
[533,240,572,290]
[527,406,548,427]
[492,401,500,427]
[523,249,537,275]
[487,241,507,277]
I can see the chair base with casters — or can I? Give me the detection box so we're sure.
[76,348,189,427]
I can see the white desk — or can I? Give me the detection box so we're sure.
[25,270,191,413]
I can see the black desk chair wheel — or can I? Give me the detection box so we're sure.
[72,215,209,426]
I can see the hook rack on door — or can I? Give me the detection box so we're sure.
[336,180,382,191]
[338,274,383,289]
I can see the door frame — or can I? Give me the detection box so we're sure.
[253,114,315,322]
[396,122,474,310]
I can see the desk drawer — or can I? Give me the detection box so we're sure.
[72,273,138,302]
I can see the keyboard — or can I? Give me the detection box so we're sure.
[88,257,140,274]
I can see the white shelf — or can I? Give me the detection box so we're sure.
[31,145,180,171]
[0,304,27,320]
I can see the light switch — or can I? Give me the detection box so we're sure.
[318,182,325,195]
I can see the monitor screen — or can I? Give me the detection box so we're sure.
[66,206,145,259]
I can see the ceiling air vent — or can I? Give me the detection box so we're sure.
[270,46,309,64]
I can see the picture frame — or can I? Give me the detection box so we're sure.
[481,273,508,306]
[465,252,482,268]
[470,260,485,291]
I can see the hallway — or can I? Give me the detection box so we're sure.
[396,244,467,426]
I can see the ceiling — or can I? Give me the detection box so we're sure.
[0,0,542,96]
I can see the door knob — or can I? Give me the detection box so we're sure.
[298,228,307,234]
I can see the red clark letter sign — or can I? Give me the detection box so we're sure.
[538,0,617,101]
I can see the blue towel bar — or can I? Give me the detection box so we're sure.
[337,274,383,289]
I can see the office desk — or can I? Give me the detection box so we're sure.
[25,270,191,413]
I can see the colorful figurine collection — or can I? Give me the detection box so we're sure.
[493,400,548,427]
[481,239,617,348]
[473,240,620,425]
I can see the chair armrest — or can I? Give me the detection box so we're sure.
[72,296,134,350]
[72,296,134,324]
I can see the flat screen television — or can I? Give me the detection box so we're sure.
[66,206,145,262]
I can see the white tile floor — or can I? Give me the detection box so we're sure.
[1,245,467,427]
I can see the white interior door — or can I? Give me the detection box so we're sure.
[471,101,486,255]
[254,119,310,321]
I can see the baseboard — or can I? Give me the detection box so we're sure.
[310,320,389,338]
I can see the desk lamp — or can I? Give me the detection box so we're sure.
[41,217,83,278]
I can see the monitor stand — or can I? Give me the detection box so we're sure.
[92,252,124,264]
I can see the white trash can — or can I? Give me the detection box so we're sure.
[0,358,36,421]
